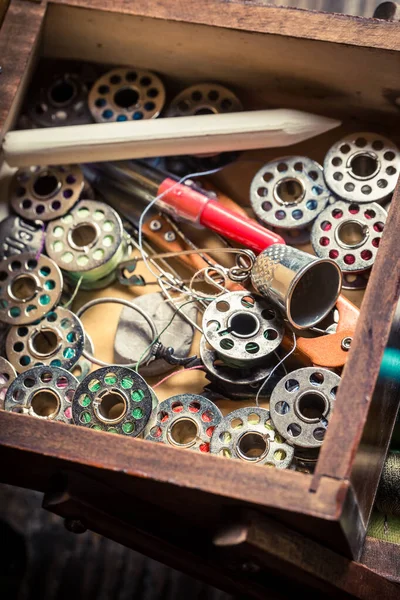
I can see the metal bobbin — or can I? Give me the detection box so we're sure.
[166,83,242,117]
[6,306,84,374]
[9,164,85,222]
[311,200,387,272]
[72,366,153,436]
[0,357,17,410]
[45,200,127,288]
[342,270,371,291]
[0,254,63,325]
[0,216,44,260]
[4,365,78,423]
[269,224,311,246]
[202,291,284,368]
[270,367,341,450]
[210,406,294,468]
[250,156,330,230]
[28,73,92,128]
[323,132,400,203]
[88,67,166,123]
[199,335,283,396]
[145,394,222,453]
[70,334,94,382]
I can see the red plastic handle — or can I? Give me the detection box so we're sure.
[158,178,285,253]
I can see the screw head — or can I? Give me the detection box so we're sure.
[164,231,176,242]
[149,220,162,232]
[341,336,352,351]
[64,518,87,534]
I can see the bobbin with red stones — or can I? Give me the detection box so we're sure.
[88,67,166,123]
[270,367,341,450]
[4,365,78,423]
[145,394,222,453]
[5,306,84,374]
[166,83,242,117]
[250,156,330,230]
[0,357,16,410]
[210,406,294,468]
[28,73,92,128]
[202,291,284,368]
[9,164,84,222]
[72,366,153,436]
[323,132,400,203]
[311,200,387,272]
[0,253,63,325]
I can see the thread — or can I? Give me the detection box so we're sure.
[153,365,204,389]
[255,331,297,407]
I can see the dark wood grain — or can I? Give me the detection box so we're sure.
[360,537,400,583]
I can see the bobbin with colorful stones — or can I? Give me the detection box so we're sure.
[210,407,294,468]
[0,357,16,410]
[250,156,330,230]
[0,253,63,325]
[166,83,242,117]
[270,367,341,450]
[70,334,94,382]
[28,73,92,128]
[145,394,222,453]
[45,200,126,286]
[88,67,166,123]
[311,200,387,272]
[72,366,153,436]
[4,365,78,423]
[323,132,400,203]
[5,306,84,374]
[202,291,284,368]
[9,164,84,221]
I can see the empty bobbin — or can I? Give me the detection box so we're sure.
[323,132,400,203]
[166,83,242,117]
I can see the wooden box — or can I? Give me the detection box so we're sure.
[1,0,400,592]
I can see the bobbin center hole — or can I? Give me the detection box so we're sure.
[194,107,217,116]
[33,172,61,199]
[30,329,59,357]
[69,223,98,249]
[349,152,379,180]
[31,389,60,418]
[275,178,305,206]
[9,274,37,302]
[114,87,139,109]
[237,431,268,461]
[228,312,259,339]
[49,79,77,106]
[169,418,198,447]
[336,220,369,249]
[95,390,127,423]
[295,391,327,423]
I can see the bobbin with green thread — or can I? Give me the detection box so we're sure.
[72,365,153,436]
[45,200,130,290]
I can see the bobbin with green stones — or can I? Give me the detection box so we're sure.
[0,253,63,325]
[5,306,84,374]
[72,366,153,436]
[45,199,129,289]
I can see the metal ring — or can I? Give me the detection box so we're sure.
[0,253,63,325]
[28,73,92,128]
[311,200,387,272]
[210,406,294,468]
[323,132,400,203]
[166,83,242,117]
[72,365,153,436]
[10,164,84,222]
[0,357,17,410]
[6,306,85,373]
[88,67,166,123]
[45,199,124,274]
[202,291,284,367]
[250,156,330,230]
[76,297,158,368]
[5,365,78,423]
[270,367,341,449]
[145,393,222,453]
